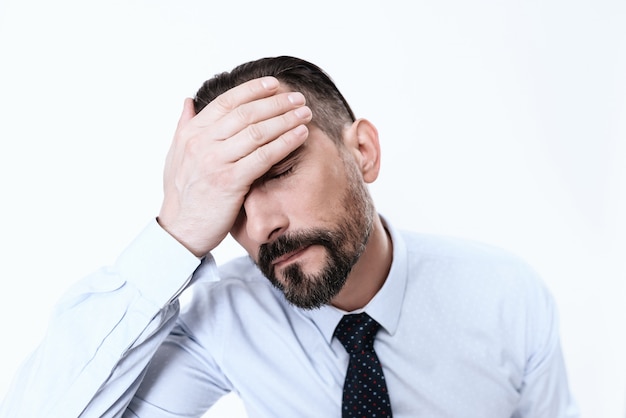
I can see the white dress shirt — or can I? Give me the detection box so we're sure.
[0,217,579,417]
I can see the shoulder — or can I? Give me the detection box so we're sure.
[401,230,526,266]
[401,230,540,279]
[398,230,552,309]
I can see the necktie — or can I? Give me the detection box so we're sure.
[334,312,392,417]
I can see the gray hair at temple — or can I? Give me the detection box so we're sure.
[193,56,356,144]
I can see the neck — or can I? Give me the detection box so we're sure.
[330,215,393,312]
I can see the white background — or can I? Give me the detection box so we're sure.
[0,0,624,417]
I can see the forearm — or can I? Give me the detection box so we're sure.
[0,220,203,418]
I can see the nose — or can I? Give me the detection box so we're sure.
[241,184,288,244]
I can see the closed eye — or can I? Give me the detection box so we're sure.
[258,145,305,184]
[264,151,303,182]
[271,166,294,180]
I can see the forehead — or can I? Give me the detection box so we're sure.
[294,124,339,159]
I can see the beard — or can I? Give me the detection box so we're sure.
[257,160,375,309]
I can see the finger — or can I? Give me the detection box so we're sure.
[236,124,309,181]
[222,92,307,140]
[177,98,197,129]
[224,104,312,161]
[195,76,280,125]
[197,91,308,142]
[170,98,196,160]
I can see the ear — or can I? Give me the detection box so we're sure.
[342,118,381,183]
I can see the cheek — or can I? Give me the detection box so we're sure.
[309,171,349,213]
[283,183,331,219]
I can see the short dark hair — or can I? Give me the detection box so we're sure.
[193,56,356,144]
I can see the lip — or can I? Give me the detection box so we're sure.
[272,246,310,268]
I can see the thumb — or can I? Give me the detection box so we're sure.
[177,97,196,128]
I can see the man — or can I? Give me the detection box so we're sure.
[0,56,578,417]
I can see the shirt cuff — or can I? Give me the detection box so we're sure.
[114,219,204,308]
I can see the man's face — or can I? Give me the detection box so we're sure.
[230,125,374,309]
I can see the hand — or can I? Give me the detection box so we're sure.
[158,77,312,256]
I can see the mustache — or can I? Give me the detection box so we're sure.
[257,230,338,274]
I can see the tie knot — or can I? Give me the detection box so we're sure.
[334,312,381,355]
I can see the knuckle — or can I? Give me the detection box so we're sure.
[253,145,272,167]
[176,124,194,142]
[246,123,265,144]
[235,104,253,124]
[212,166,234,187]
[213,94,236,115]
[184,136,200,155]
[272,94,287,112]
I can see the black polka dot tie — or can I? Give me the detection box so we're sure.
[334,312,392,417]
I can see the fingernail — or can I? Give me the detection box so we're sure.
[288,92,305,105]
[261,77,279,90]
[293,125,308,136]
[294,106,311,119]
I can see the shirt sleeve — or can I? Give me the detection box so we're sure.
[512,275,580,418]
[0,220,207,418]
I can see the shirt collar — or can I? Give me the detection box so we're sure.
[299,215,408,343]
